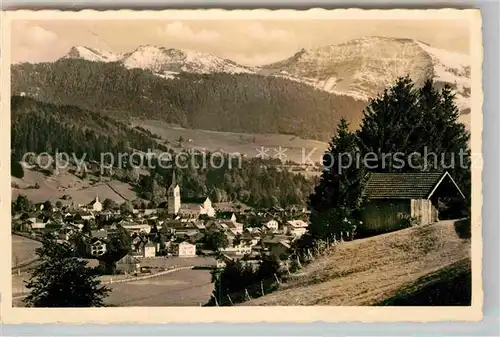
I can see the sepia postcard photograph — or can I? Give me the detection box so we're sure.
[0,9,483,324]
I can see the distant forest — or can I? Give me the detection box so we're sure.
[11,59,367,141]
[11,96,159,161]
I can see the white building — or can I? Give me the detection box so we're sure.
[142,241,156,258]
[88,195,103,212]
[264,219,280,232]
[167,171,181,215]
[165,171,215,218]
[179,197,216,218]
[174,241,196,257]
[285,219,308,237]
[221,243,252,255]
[199,197,216,217]
[87,240,107,257]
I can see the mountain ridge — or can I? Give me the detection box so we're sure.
[56,37,471,113]
[62,44,255,77]
[11,60,367,142]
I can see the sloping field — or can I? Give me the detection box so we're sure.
[12,167,137,204]
[12,234,41,267]
[131,120,328,163]
[378,258,471,306]
[244,220,471,306]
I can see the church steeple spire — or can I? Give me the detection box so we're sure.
[171,170,177,187]
[167,170,181,215]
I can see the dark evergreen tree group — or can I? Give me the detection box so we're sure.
[139,156,314,209]
[11,96,159,162]
[308,77,470,239]
[24,235,110,307]
[208,254,282,306]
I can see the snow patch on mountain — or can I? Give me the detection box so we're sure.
[416,41,471,111]
[154,71,179,80]
[62,45,255,75]
[262,37,434,101]
[261,36,471,116]
[63,46,123,62]
[60,39,471,121]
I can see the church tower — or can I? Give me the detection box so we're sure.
[167,170,181,215]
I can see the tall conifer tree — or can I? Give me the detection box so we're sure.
[308,119,367,239]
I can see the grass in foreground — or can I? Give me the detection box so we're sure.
[243,220,471,306]
[377,258,471,306]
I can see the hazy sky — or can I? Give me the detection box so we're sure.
[12,20,470,65]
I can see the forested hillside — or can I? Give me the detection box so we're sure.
[11,96,160,162]
[11,60,367,141]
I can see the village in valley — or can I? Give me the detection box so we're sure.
[13,169,309,266]
[12,163,315,306]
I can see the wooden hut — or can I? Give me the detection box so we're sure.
[360,171,466,234]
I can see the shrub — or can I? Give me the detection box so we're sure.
[396,213,418,229]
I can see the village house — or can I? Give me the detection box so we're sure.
[170,222,200,237]
[51,211,64,223]
[45,220,63,232]
[120,222,151,234]
[205,220,224,231]
[98,211,114,221]
[57,230,69,241]
[268,240,291,258]
[141,241,157,258]
[86,238,107,257]
[187,232,204,245]
[241,231,260,246]
[64,212,74,222]
[58,229,73,241]
[361,171,466,234]
[25,213,51,232]
[217,211,237,222]
[142,208,157,216]
[218,220,244,235]
[284,219,308,237]
[75,211,94,222]
[263,219,280,232]
[221,242,253,256]
[191,220,206,231]
[172,241,197,257]
[131,235,145,252]
[29,221,47,231]
[116,254,141,274]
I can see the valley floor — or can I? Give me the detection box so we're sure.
[105,268,213,307]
